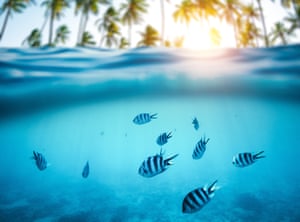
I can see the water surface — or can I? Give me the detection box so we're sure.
[0,45,300,221]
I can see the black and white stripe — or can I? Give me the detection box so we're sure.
[138,152,179,178]
[156,132,172,146]
[232,151,265,167]
[192,137,210,160]
[182,180,218,214]
[133,113,157,125]
[82,161,89,178]
[33,151,47,171]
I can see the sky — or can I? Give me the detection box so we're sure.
[0,0,297,49]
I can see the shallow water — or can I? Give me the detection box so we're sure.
[0,45,300,221]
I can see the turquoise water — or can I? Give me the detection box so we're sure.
[0,45,300,221]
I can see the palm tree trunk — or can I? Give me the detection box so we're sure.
[279,32,287,45]
[100,35,105,47]
[291,0,300,28]
[291,0,297,15]
[40,16,48,33]
[77,11,85,45]
[80,13,89,44]
[231,14,238,48]
[256,0,269,47]
[251,17,259,47]
[128,22,132,47]
[48,9,55,45]
[160,0,165,46]
[0,8,11,41]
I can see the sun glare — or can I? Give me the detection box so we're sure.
[167,20,236,50]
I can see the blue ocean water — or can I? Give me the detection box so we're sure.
[0,45,300,221]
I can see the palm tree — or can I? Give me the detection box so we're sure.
[54,24,70,45]
[75,0,109,45]
[0,0,35,41]
[255,0,269,47]
[269,22,290,45]
[137,25,160,46]
[285,5,300,33]
[238,20,261,47]
[22,28,42,47]
[158,0,170,46]
[120,0,149,47]
[42,0,70,46]
[173,0,195,42]
[164,39,171,47]
[173,0,195,26]
[100,21,121,48]
[273,0,300,18]
[96,6,119,46]
[163,37,184,48]
[119,36,129,48]
[240,3,261,46]
[79,31,96,46]
[174,36,184,47]
[209,27,221,46]
[193,0,220,23]
[217,0,242,47]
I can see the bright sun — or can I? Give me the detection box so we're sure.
[167,20,236,50]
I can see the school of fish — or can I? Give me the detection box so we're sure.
[31,112,266,214]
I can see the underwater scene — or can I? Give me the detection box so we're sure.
[1,45,300,221]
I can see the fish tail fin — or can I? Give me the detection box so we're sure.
[150,113,158,119]
[206,137,210,144]
[165,154,179,166]
[32,151,37,160]
[208,180,220,194]
[254,151,265,159]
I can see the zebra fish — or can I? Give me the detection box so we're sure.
[82,161,89,178]
[192,117,199,130]
[182,180,219,214]
[32,151,48,171]
[192,137,210,160]
[232,151,265,167]
[138,151,179,178]
[133,113,157,125]
[156,132,172,146]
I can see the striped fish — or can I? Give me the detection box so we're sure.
[182,180,219,214]
[82,161,89,178]
[192,137,210,160]
[133,113,157,125]
[156,132,172,146]
[232,151,265,167]
[138,151,179,178]
[192,117,199,130]
[32,151,48,171]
